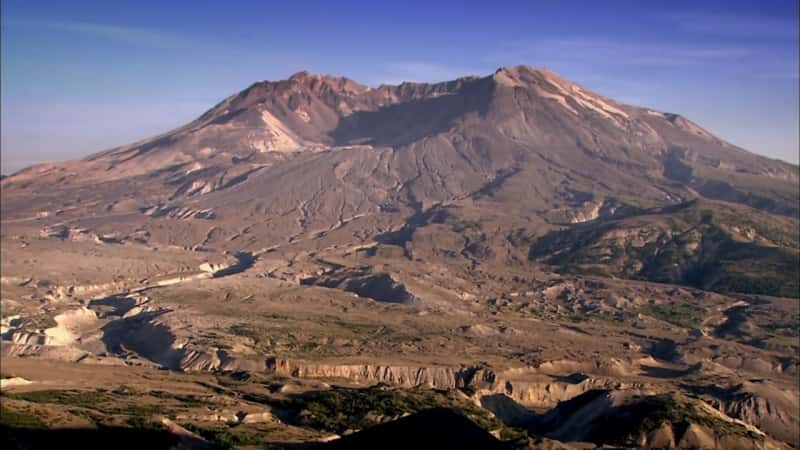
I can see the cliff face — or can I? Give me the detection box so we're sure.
[259,358,632,409]
[266,358,492,389]
[162,353,795,446]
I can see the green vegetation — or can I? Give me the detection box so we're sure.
[640,303,703,329]
[11,390,115,408]
[634,394,749,437]
[571,265,615,278]
[711,252,799,298]
[566,313,586,323]
[590,393,756,447]
[761,320,800,337]
[181,423,263,450]
[2,384,526,445]
[124,416,166,432]
[8,390,164,417]
[264,386,524,440]
[229,314,420,358]
[0,405,46,428]
[454,398,527,441]
[449,218,481,233]
[287,387,440,433]
[229,323,263,344]
[592,310,629,326]
[507,228,535,248]
[150,391,216,408]
[531,200,800,298]
[19,314,57,331]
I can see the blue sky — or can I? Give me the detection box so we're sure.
[1,0,798,173]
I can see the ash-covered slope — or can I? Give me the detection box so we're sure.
[2,66,797,283]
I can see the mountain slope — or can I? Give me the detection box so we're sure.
[530,199,799,297]
[3,66,796,213]
[2,66,797,296]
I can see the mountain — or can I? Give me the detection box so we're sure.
[1,66,798,449]
[2,66,796,294]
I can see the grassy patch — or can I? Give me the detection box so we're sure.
[19,314,57,331]
[181,423,262,450]
[566,313,586,323]
[590,393,757,447]
[8,390,164,417]
[0,405,46,428]
[640,303,703,329]
[287,387,439,433]
[11,390,114,407]
[449,218,481,233]
[760,320,800,337]
[228,323,263,344]
[124,416,166,432]
[635,394,747,436]
[592,310,628,326]
[276,386,524,440]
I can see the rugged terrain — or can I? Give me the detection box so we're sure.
[1,66,798,449]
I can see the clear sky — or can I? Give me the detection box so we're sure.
[1,0,798,174]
